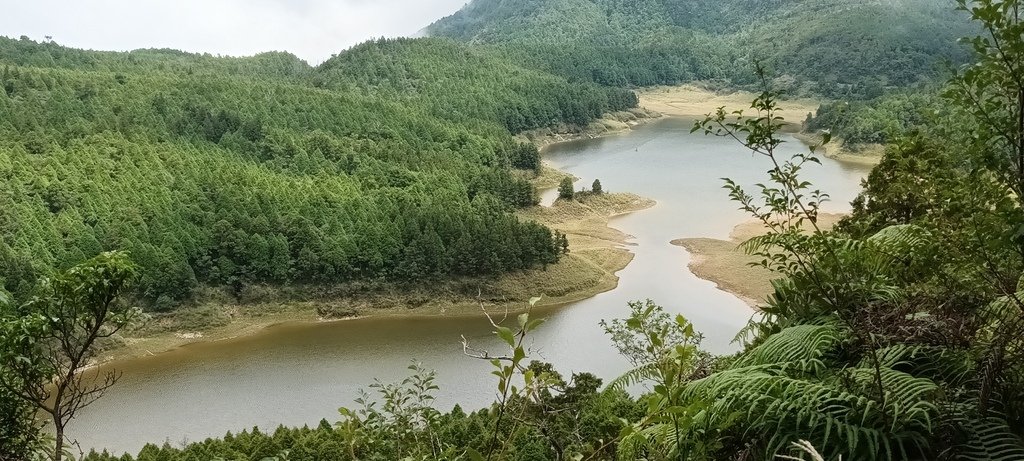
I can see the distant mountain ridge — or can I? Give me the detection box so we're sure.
[427,0,975,92]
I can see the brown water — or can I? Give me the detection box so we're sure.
[73,118,872,454]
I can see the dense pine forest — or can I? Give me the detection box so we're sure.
[428,0,975,93]
[4,0,1024,460]
[0,36,638,308]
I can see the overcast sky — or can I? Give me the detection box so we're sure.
[0,0,469,64]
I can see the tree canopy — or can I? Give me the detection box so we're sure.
[428,0,976,94]
[0,36,626,308]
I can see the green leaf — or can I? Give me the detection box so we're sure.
[513,346,526,363]
[465,448,485,461]
[496,326,515,346]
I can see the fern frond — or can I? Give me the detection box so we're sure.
[867,224,931,254]
[846,367,938,431]
[734,324,842,368]
[607,362,660,392]
[861,345,974,386]
[958,417,1024,461]
[688,367,918,459]
[979,291,1024,327]
[860,224,932,275]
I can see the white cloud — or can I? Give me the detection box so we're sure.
[0,0,468,64]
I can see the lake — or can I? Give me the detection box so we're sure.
[73,117,872,454]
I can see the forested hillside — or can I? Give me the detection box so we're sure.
[806,86,945,145]
[318,39,638,132]
[7,1,1024,460]
[0,36,635,308]
[64,2,1024,459]
[429,0,974,93]
[0,0,982,308]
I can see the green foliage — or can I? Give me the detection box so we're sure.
[0,383,41,461]
[591,179,602,195]
[947,0,1024,202]
[1,252,139,461]
[557,178,574,200]
[839,137,962,236]
[0,36,613,309]
[807,87,945,145]
[334,362,460,460]
[429,0,975,94]
[0,292,44,461]
[602,301,712,460]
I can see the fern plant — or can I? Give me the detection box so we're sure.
[678,70,956,460]
[682,321,940,460]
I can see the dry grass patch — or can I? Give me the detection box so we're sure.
[638,84,821,134]
[524,163,576,190]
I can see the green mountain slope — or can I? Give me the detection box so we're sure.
[317,38,637,132]
[428,0,975,91]
[0,36,634,307]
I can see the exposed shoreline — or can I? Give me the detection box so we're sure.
[636,84,823,122]
[518,107,664,152]
[640,84,882,166]
[671,213,847,308]
[794,132,884,166]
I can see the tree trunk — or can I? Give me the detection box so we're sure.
[53,420,64,461]
[1018,88,1023,199]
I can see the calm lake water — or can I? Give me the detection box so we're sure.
[74,117,872,454]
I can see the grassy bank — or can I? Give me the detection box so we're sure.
[522,163,576,191]
[671,214,846,307]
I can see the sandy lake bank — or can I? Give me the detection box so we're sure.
[671,213,846,307]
